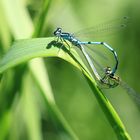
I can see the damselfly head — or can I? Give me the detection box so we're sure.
[104,66,112,75]
[100,66,120,88]
[54,27,62,37]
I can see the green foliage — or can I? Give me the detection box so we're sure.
[0,0,140,140]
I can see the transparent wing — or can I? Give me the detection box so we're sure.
[86,44,108,61]
[74,17,129,39]
[88,44,115,76]
[120,80,140,108]
[74,43,116,80]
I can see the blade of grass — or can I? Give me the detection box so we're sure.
[0,3,11,52]
[0,111,12,140]
[31,0,80,138]
[0,37,80,139]
[1,0,79,139]
[29,58,80,140]
[0,1,48,140]
[29,58,55,104]
[21,73,43,140]
[33,0,52,37]
[0,37,131,140]
[1,0,33,39]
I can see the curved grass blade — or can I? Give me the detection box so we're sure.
[0,38,84,75]
[0,37,132,140]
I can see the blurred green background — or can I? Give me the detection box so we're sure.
[0,0,140,140]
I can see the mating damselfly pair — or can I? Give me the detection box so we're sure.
[53,17,128,87]
[53,16,140,107]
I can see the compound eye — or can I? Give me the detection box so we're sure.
[57,27,62,32]
[54,27,62,36]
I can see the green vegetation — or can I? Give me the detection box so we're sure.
[0,0,140,140]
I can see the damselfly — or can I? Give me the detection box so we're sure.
[53,17,128,87]
[103,67,140,108]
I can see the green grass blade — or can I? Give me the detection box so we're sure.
[1,0,79,139]
[29,58,80,140]
[29,58,55,104]
[0,111,12,140]
[0,37,80,139]
[0,38,81,75]
[0,3,11,52]
[1,0,33,38]
[33,0,52,37]
[21,73,43,140]
[0,37,132,140]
